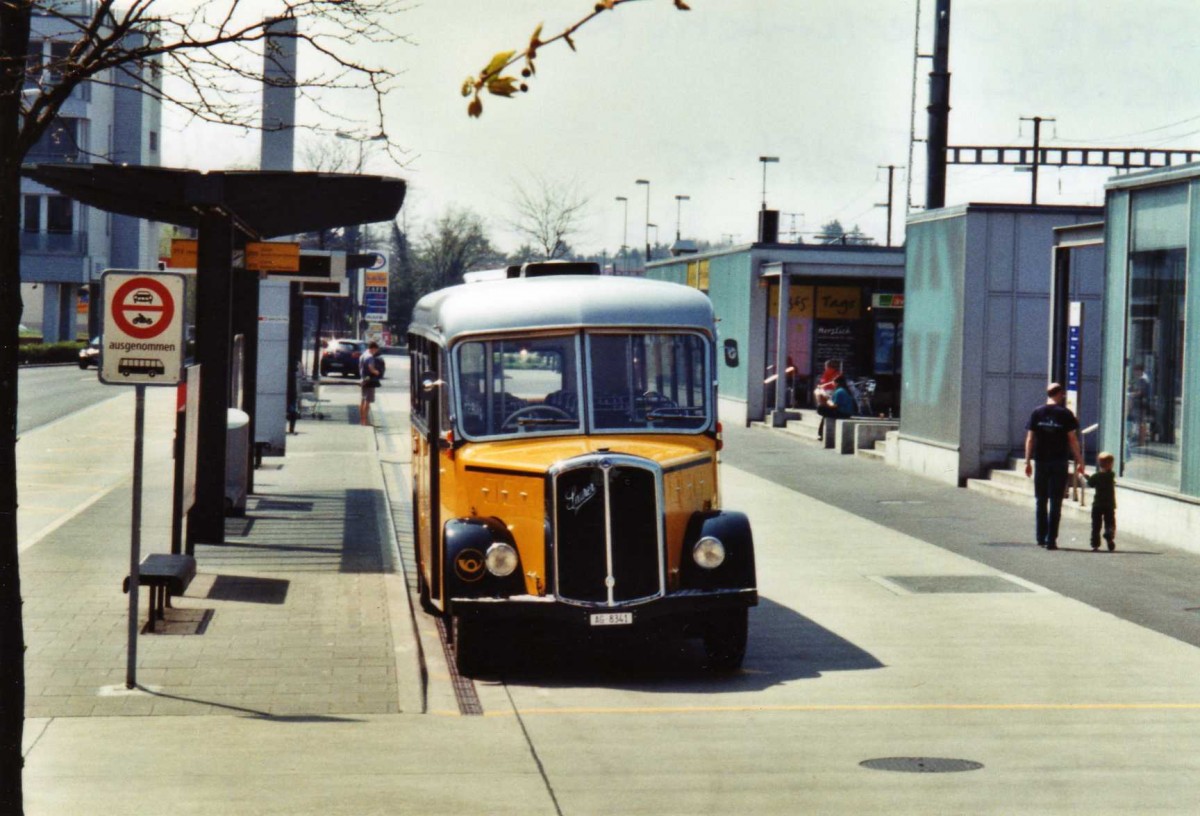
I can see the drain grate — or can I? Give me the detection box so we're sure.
[884,575,1031,594]
[860,757,983,773]
[436,617,483,716]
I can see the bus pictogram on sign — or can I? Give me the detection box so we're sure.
[111,277,176,339]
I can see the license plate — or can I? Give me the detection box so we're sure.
[589,612,633,627]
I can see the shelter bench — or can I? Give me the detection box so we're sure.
[123,553,196,632]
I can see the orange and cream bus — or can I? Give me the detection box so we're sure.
[408,272,756,675]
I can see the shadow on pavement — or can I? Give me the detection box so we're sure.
[206,575,290,604]
[201,489,390,575]
[475,597,883,692]
[138,687,367,723]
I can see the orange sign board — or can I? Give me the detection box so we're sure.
[767,284,815,318]
[364,270,389,288]
[246,242,301,272]
[169,238,198,268]
[815,286,862,319]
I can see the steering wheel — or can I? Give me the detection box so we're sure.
[501,404,573,432]
[640,391,678,408]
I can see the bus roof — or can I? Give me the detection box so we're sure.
[409,275,715,344]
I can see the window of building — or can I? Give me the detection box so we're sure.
[22,195,41,232]
[25,40,43,84]
[149,131,158,152]
[31,117,82,161]
[48,41,72,83]
[1123,184,1188,488]
[46,196,73,234]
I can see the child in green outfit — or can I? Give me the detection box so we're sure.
[1086,451,1117,551]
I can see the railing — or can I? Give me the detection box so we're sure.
[20,231,88,254]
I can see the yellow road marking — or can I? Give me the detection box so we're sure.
[466,702,1200,717]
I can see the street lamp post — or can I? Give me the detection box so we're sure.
[674,194,690,242]
[636,179,651,267]
[759,156,779,210]
[615,195,629,273]
[335,131,387,173]
[648,223,659,252]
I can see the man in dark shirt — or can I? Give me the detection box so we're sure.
[1024,383,1085,550]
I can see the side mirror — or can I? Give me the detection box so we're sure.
[422,377,446,393]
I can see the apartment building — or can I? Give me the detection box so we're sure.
[20,0,162,341]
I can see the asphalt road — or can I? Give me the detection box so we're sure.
[720,421,1200,650]
[17,364,117,435]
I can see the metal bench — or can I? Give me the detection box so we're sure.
[123,554,196,632]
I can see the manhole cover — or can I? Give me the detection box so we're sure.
[860,757,983,773]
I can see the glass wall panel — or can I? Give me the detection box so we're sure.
[1132,184,1189,251]
[1123,245,1186,487]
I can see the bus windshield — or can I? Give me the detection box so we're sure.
[588,332,709,432]
[455,335,582,437]
[453,331,710,439]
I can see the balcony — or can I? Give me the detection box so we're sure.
[21,231,88,255]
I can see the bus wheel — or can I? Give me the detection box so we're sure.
[703,608,748,672]
[453,615,486,677]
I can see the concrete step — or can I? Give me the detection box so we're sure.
[966,472,1093,520]
[965,476,1031,506]
[988,467,1032,492]
[856,446,885,463]
[775,411,823,444]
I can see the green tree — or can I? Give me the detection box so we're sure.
[388,220,417,336]
[815,219,875,246]
[0,2,403,811]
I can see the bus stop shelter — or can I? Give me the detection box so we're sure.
[22,163,406,546]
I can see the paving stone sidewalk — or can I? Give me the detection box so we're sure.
[21,384,420,719]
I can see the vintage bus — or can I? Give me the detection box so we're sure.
[408,273,756,675]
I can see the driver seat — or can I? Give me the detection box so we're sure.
[544,390,578,417]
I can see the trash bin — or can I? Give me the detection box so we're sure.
[225,408,250,516]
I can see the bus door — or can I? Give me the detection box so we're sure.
[410,337,444,608]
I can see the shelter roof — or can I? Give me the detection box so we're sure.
[22,164,405,239]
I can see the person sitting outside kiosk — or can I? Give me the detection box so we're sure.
[816,375,855,440]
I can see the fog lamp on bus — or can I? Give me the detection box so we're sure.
[485,542,519,577]
[692,536,726,569]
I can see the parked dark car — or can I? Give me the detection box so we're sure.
[78,336,101,369]
[319,339,367,377]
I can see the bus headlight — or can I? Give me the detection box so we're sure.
[485,542,519,577]
[692,536,726,570]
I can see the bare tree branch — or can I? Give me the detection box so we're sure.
[509,175,590,260]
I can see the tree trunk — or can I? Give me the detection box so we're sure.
[0,4,32,812]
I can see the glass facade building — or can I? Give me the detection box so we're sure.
[1103,166,1200,501]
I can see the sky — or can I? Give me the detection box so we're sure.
[162,0,1200,256]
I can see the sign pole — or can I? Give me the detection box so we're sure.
[126,384,146,688]
[1066,301,1083,501]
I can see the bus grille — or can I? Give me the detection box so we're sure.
[553,458,662,605]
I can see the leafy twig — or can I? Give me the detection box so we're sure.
[462,0,690,118]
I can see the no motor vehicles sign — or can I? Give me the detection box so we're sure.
[101,270,187,386]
